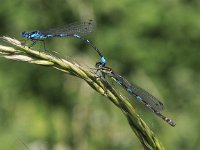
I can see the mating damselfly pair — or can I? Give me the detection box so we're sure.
[21,20,176,127]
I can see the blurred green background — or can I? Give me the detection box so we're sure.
[0,0,200,149]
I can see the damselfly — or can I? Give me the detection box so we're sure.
[21,20,106,66]
[96,62,176,127]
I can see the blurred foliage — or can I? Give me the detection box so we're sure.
[0,0,200,149]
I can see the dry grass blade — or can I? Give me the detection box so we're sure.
[0,36,165,150]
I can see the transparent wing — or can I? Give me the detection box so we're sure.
[41,20,96,36]
[111,72,164,111]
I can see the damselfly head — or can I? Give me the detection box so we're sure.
[21,31,28,38]
[95,62,102,68]
[95,62,113,73]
